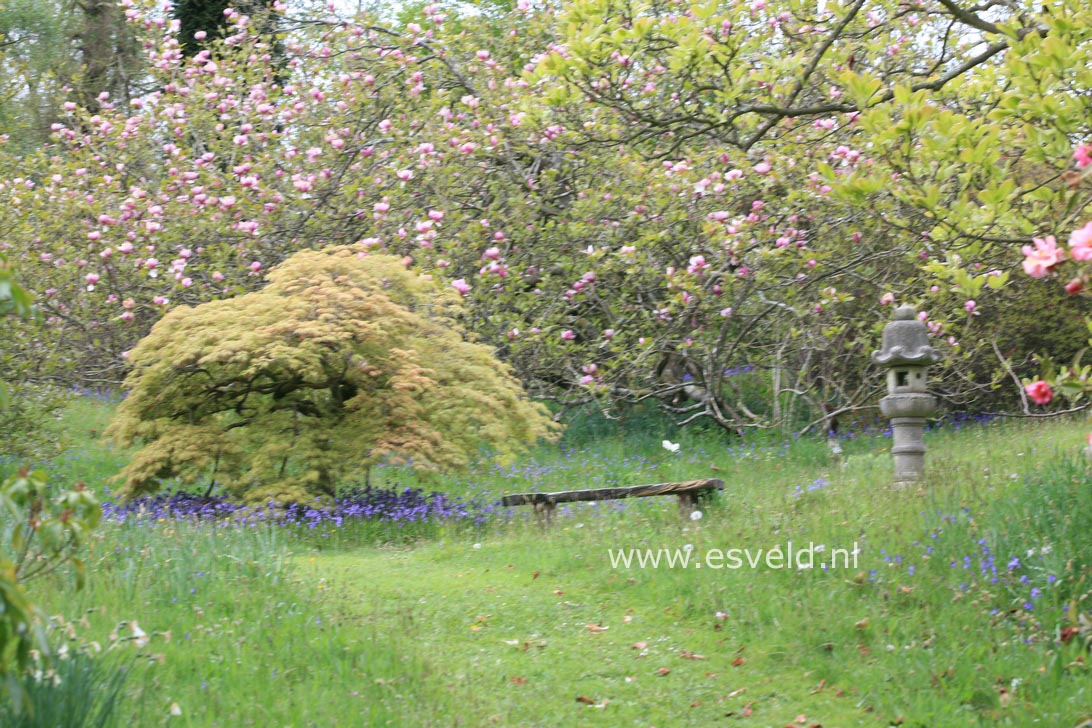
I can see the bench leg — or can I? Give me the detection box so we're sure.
[677,493,696,519]
[533,501,556,528]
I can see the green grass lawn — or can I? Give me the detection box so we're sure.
[14,397,1092,726]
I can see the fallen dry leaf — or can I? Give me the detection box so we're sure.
[727,687,747,698]
[585,624,609,633]
[631,641,648,650]
[809,679,826,695]
[680,650,706,660]
[576,696,596,705]
[731,657,746,667]
[855,618,870,630]
[532,571,540,580]
[656,667,671,676]
[510,676,527,685]
[742,702,754,717]
[553,589,564,596]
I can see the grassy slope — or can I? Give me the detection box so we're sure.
[298,416,1092,727]
[19,397,1092,726]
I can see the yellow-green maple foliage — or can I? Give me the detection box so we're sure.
[107,247,560,503]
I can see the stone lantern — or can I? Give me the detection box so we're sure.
[871,305,942,484]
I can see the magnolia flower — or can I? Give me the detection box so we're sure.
[662,440,680,453]
[1069,221,1092,261]
[1022,235,1063,278]
[1075,144,1092,169]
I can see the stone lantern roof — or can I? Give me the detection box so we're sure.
[871,305,942,368]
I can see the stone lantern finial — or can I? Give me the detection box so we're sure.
[872,306,942,485]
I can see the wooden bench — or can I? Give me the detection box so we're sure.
[500,478,724,525]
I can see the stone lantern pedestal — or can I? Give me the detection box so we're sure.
[871,306,942,485]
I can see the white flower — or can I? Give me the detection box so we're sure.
[472,543,481,550]
[690,510,703,521]
[131,621,149,648]
[661,440,680,453]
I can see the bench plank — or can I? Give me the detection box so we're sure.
[500,478,723,507]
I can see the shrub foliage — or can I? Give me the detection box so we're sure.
[107,247,559,503]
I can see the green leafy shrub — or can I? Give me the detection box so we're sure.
[0,468,101,709]
[107,247,561,503]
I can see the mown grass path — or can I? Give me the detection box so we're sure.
[304,540,875,727]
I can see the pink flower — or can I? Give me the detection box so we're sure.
[1068,222,1092,261]
[250,261,262,272]
[964,300,976,314]
[753,161,771,175]
[1066,277,1083,295]
[560,329,576,341]
[602,329,615,340]
[85,273,100,285]
[211,271,225,282]
[1021,235,1063,278]
[451,278,471,295]
[1025,380,1053,405]
[1074,144,1092,169]
[879,292,895,305]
